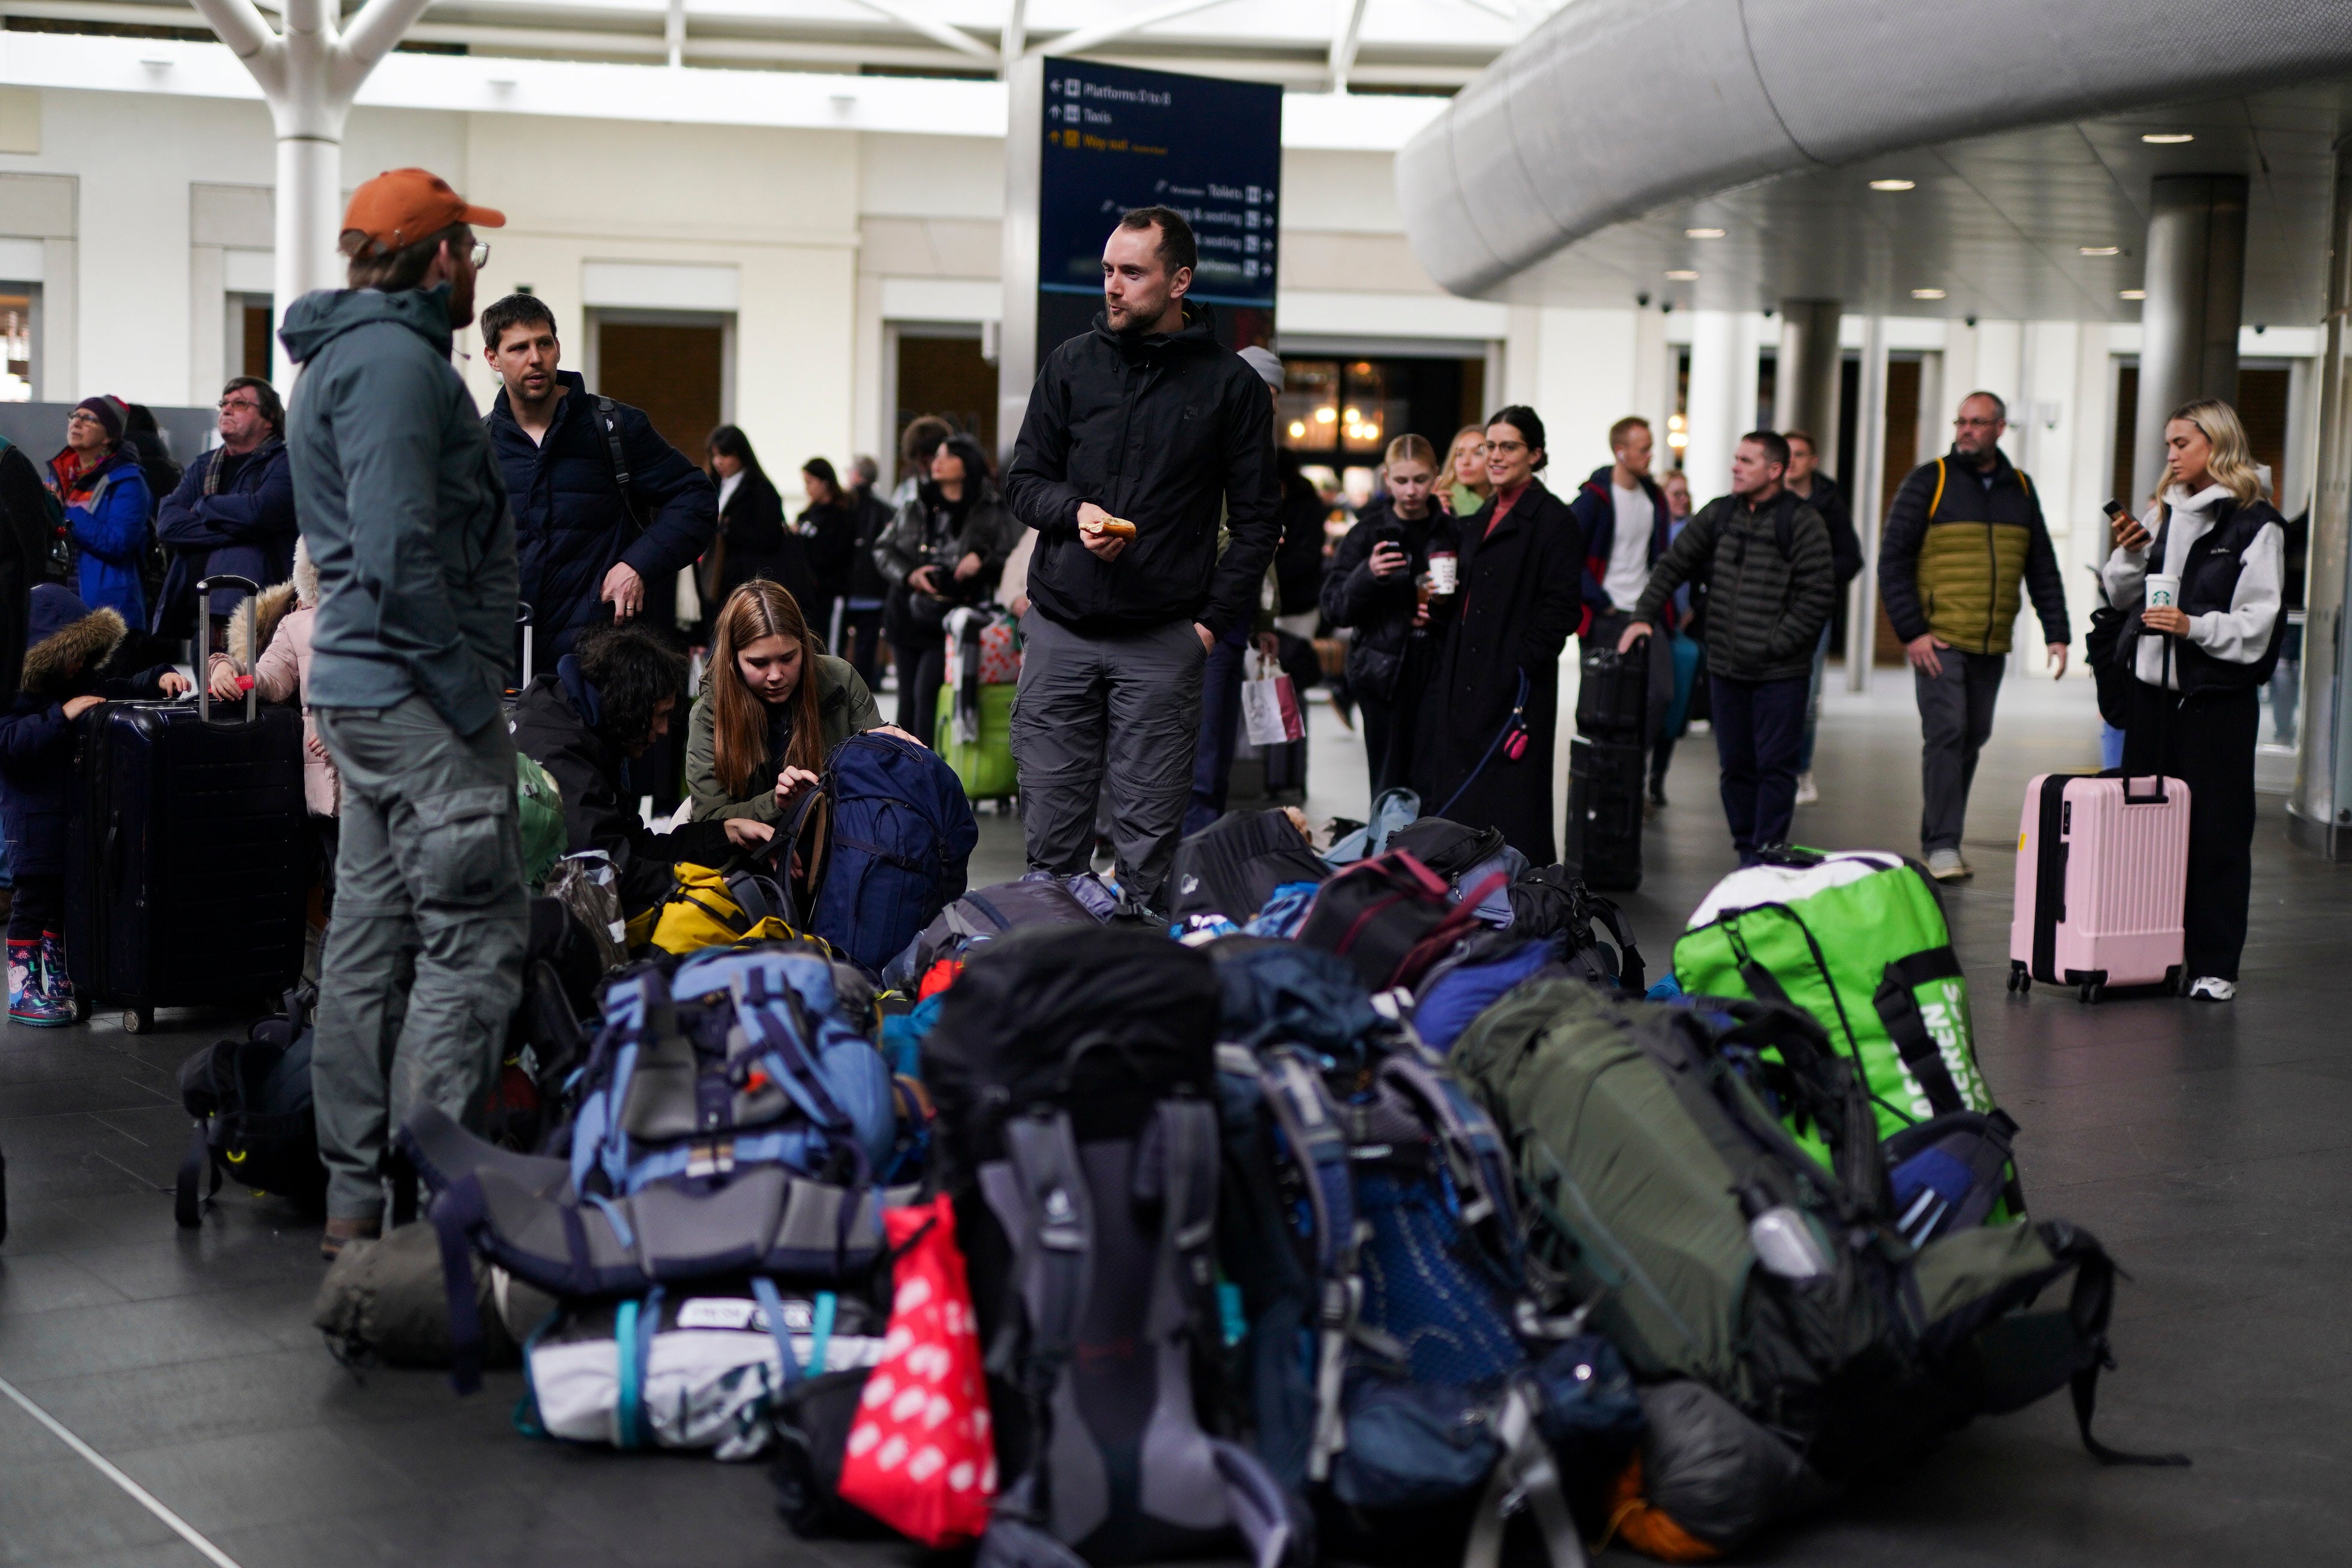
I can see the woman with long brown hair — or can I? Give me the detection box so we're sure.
[685,579,905,823]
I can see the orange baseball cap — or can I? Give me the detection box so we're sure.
[341,167,504,255]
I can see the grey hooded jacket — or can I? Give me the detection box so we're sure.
[280,284,517,737]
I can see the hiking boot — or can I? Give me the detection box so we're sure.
[1793,771,1819,806]
[2186,976,2236,1002]
[1925,849,1971,881]
[321,1215,381,1263]
[9,939,69,1027]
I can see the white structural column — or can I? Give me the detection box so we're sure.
[1845,316,1888,693]
[1777,299,1843,463]
[1681,310,1754,506]
[186,0,436,337]
[2292,139,2352,858]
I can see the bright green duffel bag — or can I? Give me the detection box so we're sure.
[1673,849,2022,1240]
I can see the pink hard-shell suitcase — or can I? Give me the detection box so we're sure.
[2008,771,2190,1003]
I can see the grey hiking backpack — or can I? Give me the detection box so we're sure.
[923,926,1310,1568]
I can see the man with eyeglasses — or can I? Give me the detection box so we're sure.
[151,376,295,647]
[1878,390,2070,880]
[278,167,526,1262]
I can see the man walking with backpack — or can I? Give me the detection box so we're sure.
[1616,431,1836,865]
[1004,206,1282,915]
[280,169,525,1260]
[1878,391,2070,880]
[479,293,716,660]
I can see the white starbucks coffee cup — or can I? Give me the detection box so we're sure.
[2145,572,2180,612]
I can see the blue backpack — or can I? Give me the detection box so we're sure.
[399,942,900,1391]
[1410,933,1563,1054]
[1209,944,1641,1567]
[789,730,978,975]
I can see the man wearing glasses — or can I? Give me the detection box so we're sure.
[278,168,526,1261]
[1877,391,2071,881]
[151,377,295,647]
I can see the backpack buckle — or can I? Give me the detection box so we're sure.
[685,1138,736,1178]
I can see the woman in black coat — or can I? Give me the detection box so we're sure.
[1413,406,1584,864]
[705,425,817,629]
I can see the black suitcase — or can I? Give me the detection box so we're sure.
[1576,639,1649,742]
[1564,737,1643,892]
[65,593,308,1032]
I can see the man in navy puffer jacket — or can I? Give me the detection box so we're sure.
[480,293,716,659]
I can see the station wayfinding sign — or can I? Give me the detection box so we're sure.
[1033,57,1282,362]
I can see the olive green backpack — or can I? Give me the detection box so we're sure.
[1449,978,2183,1502]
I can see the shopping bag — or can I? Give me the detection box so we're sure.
[1240,650,1306,746]
[837,1195,996,1547]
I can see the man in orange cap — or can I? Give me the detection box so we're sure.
[277,168,529,1261]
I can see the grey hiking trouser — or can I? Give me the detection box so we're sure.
[313,696,528,1221]
[1915,648,2007,855]
[1012,610,1205,909]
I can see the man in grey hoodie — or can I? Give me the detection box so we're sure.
[280,168,525,1260]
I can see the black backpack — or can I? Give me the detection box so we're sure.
[923,926,1309,1568]
[1168,808,1329,929]
[1506,865,1646,993]
[176,985,327,1227]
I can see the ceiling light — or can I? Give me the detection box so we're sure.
[1685,227,1725,239]
[2120,289,2146,300]
[2141,132,2194,145]
[1664,270,1699,281]
[1911,288,1946,299]
[2078,246,2121,256]
[1869,179,1915,191]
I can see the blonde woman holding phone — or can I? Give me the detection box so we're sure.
[2099,399,2285,1001]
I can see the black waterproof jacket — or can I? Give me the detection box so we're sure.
[1634,488,1835,683]
[485,371,717,656]
[1004,304,1279,638]
[1321,495,1456,703]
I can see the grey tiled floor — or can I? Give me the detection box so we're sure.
[2,671,2344,1565]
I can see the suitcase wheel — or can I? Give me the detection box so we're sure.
[2007,962,2029,996]
[2075,981,2103,1006]
[121,1007,153,1034]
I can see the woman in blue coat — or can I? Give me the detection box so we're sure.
[47,396,152,629]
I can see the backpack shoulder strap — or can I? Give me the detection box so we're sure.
[1376,1052,1522,1269]
[982,1110,1111,1545]
[1254,1047,1359,1482]
[1930,457,1947,518]
[2016,467,2034,500]
[593,396,642,531]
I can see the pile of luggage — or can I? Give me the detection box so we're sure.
[182,748,2181,1564]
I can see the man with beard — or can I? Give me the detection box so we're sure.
[1003,205,1281,914]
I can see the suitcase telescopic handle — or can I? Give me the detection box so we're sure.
[195,574,261,725]
[2121,775,2169,805]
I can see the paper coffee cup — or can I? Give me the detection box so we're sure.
[2145,573,2180,611]
[1426,552,1459,596]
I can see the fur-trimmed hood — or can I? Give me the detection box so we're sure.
[23,583,125,696]
[227,580,300,669]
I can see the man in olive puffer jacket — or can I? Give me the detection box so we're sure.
[1619,431,1835,863]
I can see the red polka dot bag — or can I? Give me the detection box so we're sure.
[837,1194,997,1546]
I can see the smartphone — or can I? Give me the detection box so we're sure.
[2100,498,2129,523]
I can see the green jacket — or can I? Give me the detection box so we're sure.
[684,653,882,823]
